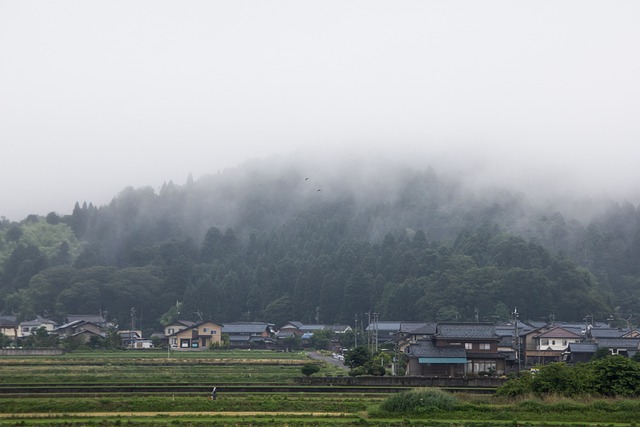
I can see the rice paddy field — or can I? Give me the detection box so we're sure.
[1,350,639,426]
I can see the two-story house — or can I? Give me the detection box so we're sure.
[405,322,505,377]
[526,326,582,365]
[54,319,104,342]
[19,316,57,338]
[167,321,222,350]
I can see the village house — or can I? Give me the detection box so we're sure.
[525,326,582,365]
[0,315,18,342]
[18,316,57,338]
[405,322,505,377]
[54,319,104,342]
[565,342,599,363]
[222,322,275,348]
[166,321,222,350]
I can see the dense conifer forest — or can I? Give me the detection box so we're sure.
[1,158,639,335]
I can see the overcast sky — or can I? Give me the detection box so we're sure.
[1,1,639,221]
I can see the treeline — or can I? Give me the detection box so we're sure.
[0,161,639,333]
[498,355,640,397]
[0,218,612,334]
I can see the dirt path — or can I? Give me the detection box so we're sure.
[307,351,347,368]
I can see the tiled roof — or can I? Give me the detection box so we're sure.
[596,338,640,350]
[498,336,515,347]
[0,317,17,327]
[66,314,106,324]
[436,323,498,339]
[404,323,437,334]
[590,328,627,338]
[408,339,467,358]
[167,320,196,328]
[20,316,57,326]
[568,342,598,353]
[537,327,582,339]
[222,322,269,334]
[366,321,402,331]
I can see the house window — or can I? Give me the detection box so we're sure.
[479,343,490,350]
[467,360,496,374]
[203,328,208,332]
[465,343,473,350]
[562,340,567,346]
[450,342,462,346]
[552,340,556,345]
[168,328,174,334]
[211,330,217,334]
[541,339,548,345]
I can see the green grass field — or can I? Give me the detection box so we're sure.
[1,350,639,426]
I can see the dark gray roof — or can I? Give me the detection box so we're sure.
[399,322,432,333]
[590,328,627,338]
[526,321,548,329]
[436,323,498,339]
[403,322,437,334]
[498,336,515,347]
[408,339,467,358]
[568,342,598,353]
[222,322,270,334]
[166,320,196,328]
[20,316,57,326]
[281,321,304,329]
[0,316,17,327]
[365,321,402,331]
[55,320,86,330]
[66,314,106,325]
[596,338,640,350]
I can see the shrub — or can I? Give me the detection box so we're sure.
[495,371,533,397]
[348,366,367,376]
[380,388,458,414]
[300,364,321,377]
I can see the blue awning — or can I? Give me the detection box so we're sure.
[418,357,467,364]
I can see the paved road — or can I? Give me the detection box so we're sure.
[307,351,347,369]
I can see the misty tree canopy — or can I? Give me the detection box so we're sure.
[1,161,638,334]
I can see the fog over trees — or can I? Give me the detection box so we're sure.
[1,156,638,335]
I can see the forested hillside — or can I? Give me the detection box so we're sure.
[1,158,639,335]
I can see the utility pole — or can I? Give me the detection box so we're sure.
[474,308,479,323]
[513,308,521,372]
[373,312,379,353]
[315,306,320,324]
[130,307,136,331]
[367,311,372,353]
[354,314,358,348]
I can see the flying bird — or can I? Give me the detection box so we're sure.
[305,177,309,181]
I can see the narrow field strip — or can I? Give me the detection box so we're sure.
[0,411,350,418]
